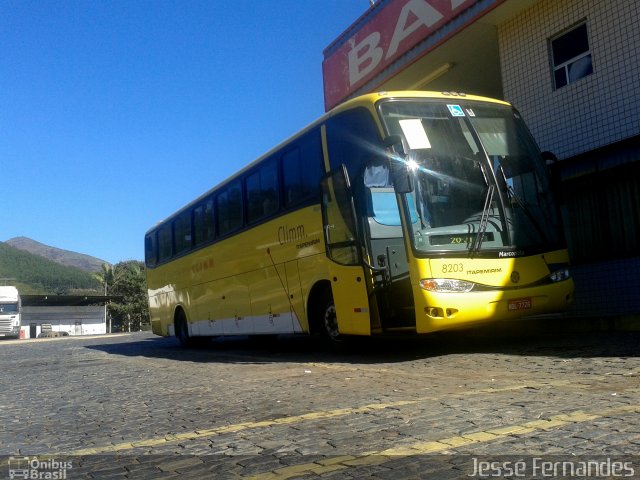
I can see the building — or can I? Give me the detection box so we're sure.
[20,295,119,338]
[323,0,640,318]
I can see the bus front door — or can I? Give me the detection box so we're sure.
[321,166,371,336]
[363,186,416,330]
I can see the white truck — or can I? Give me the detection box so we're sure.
[0,286,21,338]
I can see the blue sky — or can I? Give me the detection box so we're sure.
[1,0,368,264]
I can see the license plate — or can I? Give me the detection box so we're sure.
[508,297,532,311]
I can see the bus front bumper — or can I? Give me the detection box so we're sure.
[415,279,575,334]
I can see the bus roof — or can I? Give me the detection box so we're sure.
[146,91,511,233]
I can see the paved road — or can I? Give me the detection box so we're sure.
[0,324,638,479]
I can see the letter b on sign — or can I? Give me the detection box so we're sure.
[348,32,383,86]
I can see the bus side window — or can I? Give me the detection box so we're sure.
[217,181,243,236]
[326,108,381,181]
[173,211,192,254]
[247,158,279,223]
[158,225,173,262]
[282,148,303,206]
[193,197,215,245]
[282,129,323,207]
[145,233,157,267]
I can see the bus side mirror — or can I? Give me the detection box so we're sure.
[542,151,563,201]
[541,151,558,165]
[384,135,413,194]
[389,158,414,194]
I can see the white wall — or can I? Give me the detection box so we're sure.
[22,306,106,338]
[498,0,640,158]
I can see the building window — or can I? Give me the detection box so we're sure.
[551,23,593,89]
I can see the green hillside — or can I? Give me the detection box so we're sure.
[0,242,102,294]
[5,236,108,272]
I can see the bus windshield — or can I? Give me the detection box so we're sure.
[378,99,561,255]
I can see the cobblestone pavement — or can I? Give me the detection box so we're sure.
[0,323,638,479]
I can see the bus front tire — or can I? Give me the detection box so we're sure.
[320,290,343,344]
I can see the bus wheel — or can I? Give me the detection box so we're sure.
[321,290,343,343]
[175,310,193,347]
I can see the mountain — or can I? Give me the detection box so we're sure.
[0,242,102,294]
[4,237,109,273]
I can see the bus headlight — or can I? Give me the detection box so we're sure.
[549,268,571,282]
[420,278,475,293]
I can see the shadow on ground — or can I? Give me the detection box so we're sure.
[84,318,640,365]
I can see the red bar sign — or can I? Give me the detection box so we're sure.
[322,0,476,111]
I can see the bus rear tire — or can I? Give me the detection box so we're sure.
[175,310,197,348]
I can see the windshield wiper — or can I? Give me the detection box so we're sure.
[470,184,495,255]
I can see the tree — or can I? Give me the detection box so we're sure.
[100,261,149,332]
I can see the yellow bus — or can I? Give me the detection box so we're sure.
[145,91,574,346]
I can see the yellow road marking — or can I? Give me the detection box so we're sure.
[68,399,417,455]
[67,381,566,455]
[249,404,640,480]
